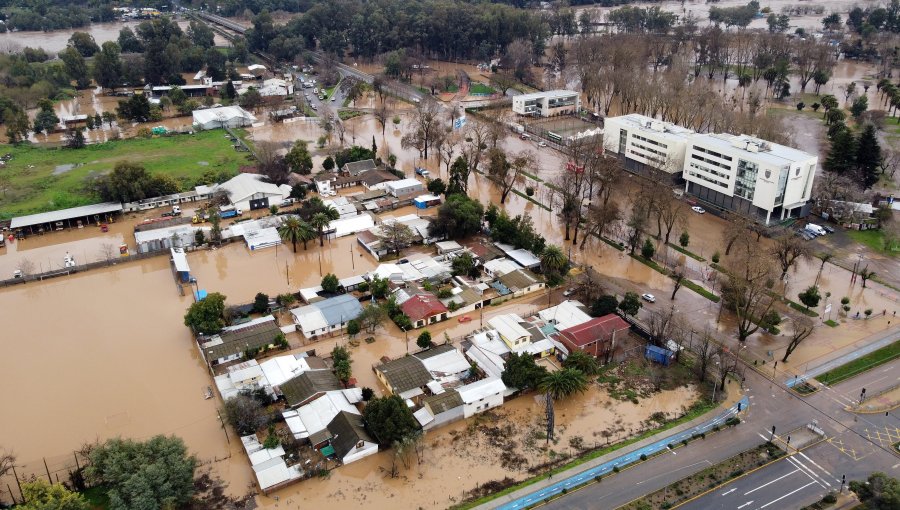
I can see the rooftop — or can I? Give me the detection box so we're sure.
[606,113,695,138]
[456,377,506,404]
[498,269,541,291]
[377,356,432,394]
[423,390,464,413]
[192,105,256,125]
[537,300,593,331]
[691,133,815,166]
[10,202,123,229]
[327,411,374,457]
[281,370,343,407]
[515,89,579,101]
[204,316,282,361]
[400,293,449,322]
[343,159,377,176]
[489,314,531,343]
[217,173,283,204]
[559,314,630,347]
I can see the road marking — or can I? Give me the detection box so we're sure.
[798,452,834,479]
[635,460,710,485]
[757,481,818,509]
[744,469,799,495]
[721,488,736,496]
[788,456,830,487]
[738,501,754,509]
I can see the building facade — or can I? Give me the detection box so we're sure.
[512,90,581,117]
[603,114,695,181]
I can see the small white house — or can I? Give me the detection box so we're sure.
[385,178,425,198]
[457,377,506,418]
[217,173,289,212]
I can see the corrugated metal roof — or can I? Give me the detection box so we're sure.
[10,202,123,229]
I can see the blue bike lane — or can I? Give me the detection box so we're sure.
[494,396,750,510]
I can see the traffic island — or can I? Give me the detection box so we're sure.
[618,442,786,510]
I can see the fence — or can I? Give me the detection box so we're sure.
[0,450,92,505]
[0,248,169,288]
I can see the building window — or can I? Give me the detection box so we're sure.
[735,159,758,201]
[774,168,788,206]
[619,129,627,153]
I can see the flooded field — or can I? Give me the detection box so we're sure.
[0,19,228,54]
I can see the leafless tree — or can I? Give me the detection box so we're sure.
[0,449,14,479]
[670,262,687,301]
[770,231,811,281]
[16,259,35,276]
[646,305,682,347]
[722,247,778,343]
[713,343,741,397]
[691,329,716,383]
[721,214,754,256]
[580,199,622,249]
[401,97,442,160]
[99,243,116,263]
[373,97,391,138]
[781,316,815,362]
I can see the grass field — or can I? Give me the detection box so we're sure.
[469,82,496,95]
[846,229,899,255]
[815,340,900,386]
[0,130,250,220]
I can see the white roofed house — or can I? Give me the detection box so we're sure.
[385,178,425,198]
[488,313,556,358]
[216,173,289,213]
[290,294,364,339]
[457,377,506,418]
[192,105,257,130]
[214,359,269,400]
[240,434,303,494]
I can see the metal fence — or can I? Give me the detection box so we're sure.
[0,249,169,288]
[0,450,92,505]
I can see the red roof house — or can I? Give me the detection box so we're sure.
[400,293,449,329]
[557,314,630,361]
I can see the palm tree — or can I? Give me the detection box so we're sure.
[310,206,339,247]
[540,245,568,275]
[539,368,588,400]
[278,216,304,252]
[815,252,833,287]
[297,220,316,250]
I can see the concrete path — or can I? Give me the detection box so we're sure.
[476,396,749,510]
[785,325,899,387]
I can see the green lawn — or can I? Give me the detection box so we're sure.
[0,130,249,219]
[815,340,900,386]
[846,229,899,255]
[469,82,496,95]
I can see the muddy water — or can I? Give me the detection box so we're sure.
[0,20,228,54]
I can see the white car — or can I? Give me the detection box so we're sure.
[538,141,548,147]
[641,293,656,303]
[563,288,576,297]
[691,206,706,214]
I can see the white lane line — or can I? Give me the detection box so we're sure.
[757,481,818,509]
[786,457,825,488]
[721,488,736,496]
[744,469,800,495]
[738,501,754,509]
[635,460,711,485]
[798,452,835,479]
[787,457,829,488]
[757,433,771,442]
[791,456,832,487]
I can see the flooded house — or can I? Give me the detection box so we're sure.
[416,377,507,431]
[199,315,282,366]
[555,314,630,361]
[374,344,470,401]
[216,172,291,212]
[399,293,449,329]
[290,294,364,339]
[191,105,257,130]
[241,434,303,495]
[384,178,425,198]
[318,411,378,464]
[496,268,544,298]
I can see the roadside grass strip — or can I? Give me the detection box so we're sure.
[813,340,900,386]
[630,255,720,303]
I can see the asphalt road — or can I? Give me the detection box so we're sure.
[541,353,900,510]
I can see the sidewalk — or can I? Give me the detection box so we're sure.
[783,324,899,387]
[476,394,748,510]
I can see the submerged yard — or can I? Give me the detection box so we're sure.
[0,130,250,219]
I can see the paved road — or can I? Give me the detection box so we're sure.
[786,328,899,387]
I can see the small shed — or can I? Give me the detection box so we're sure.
[413,194,442,209]
[644,345,675,366]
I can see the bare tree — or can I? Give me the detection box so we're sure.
[333,116,346,147]
[373,97,391,138]
[781,316,815,362]
[692,330,716,383]
[99,243,116,263]
[16,259,35,276]
[670,262,687,301]
[858,265,876,288]
[770,232,811,281]
[722,248,778,342]
[713,343,741,397]
[377,221,415,258]
[721,214,754,256]
[580,199,622,249]
[647,305,682,347]
[401,98,442,160]
[0,449,14,479]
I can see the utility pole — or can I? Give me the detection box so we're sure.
[769,425,776,443]
[217,410,230,445]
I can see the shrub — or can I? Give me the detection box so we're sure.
[725,417,741,427]
[526,186,535,197]
[640,453,647,461]
[729,469,744,478]
[612,466,620,473]
[681,439,689,446]
[594,475,602,482]
[561,488,568,494]
[822,492,837,504]
[712,251,720,263]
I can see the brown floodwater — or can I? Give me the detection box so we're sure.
[0,19,228,54]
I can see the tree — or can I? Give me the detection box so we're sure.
[4,107,29,144]
[428,194,484,239]
[311,207,340,247]
[359,303,387,333]
[322,156,335,172]
[239,87,263,110]
[361,387,375,401]
[117,27,143,53]
[679,231,690,248]
[850,95,869,118]
[591,295,619,317]
[563,350,600,376]
[279,217,315,252]
[540,368,589,399]
[859,265,875,288]
[68,32,100,57]
[782,316,815,362]
[86,436,196,510]
[401,98,442,159]
[285,140,314,175]
[825,127,857,175]
[90,161,179,203]
[183,292,227,335]
[722,249,778,342]
[223,393,270,435]
[427,178,447,196]
[856,124,882,189]
[32,100,60,134]
[253,292,269,314]
[332,345,352,383]
[19,480,88,510]
[849,472,900,510]
[671,264,687,301]
[771,233,810,281]
[619,292,643,317]
[798,286,822,310]
[60,47,90,88]
[377,222,415,258]
[641,238,656,259]
[451,252,478,278]
[540,245,568,276]
[347,319,361,337]
[417,331,433,349]
[501,352,548,390]
[117,94,152,122]
[322,273,340,294]
[93,42,123,90]
[362,395,419,444]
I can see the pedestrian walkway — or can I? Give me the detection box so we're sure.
[785,325,899,387]
[478,396,750,510]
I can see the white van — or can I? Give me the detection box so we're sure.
[805,223,826,236]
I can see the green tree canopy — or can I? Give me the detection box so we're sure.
[20,480,88,510]
[332,345,352,383]
[285,140,314,175]
[562,350,600,376]
[183,292,227,335]
[540,368,589,399]
[428,194,485,240]
[321,273,340,294]
[591,295,619,317]
[798,285,822,310]
[619,292,643,317]
[501,352,548,390]
[86,436,197,510]
[849,472,899,510]
[362,395,419,444]
[856,124,882,189]
[92,42,123,90]
[417,330,433,349]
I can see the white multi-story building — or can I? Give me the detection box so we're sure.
[512,90,581,117]
[684,134,816,225]
[603,114,695,179]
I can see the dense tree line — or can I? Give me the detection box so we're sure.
[0,0,171,31]
[247,0,546,62]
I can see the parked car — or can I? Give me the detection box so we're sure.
[563,288,576,297]
[641,293,656,303]
[805,223,827,236]
[538,141,548,147]
[823,225,836,234]
[691,206,706,214]
[458,316,472,323]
